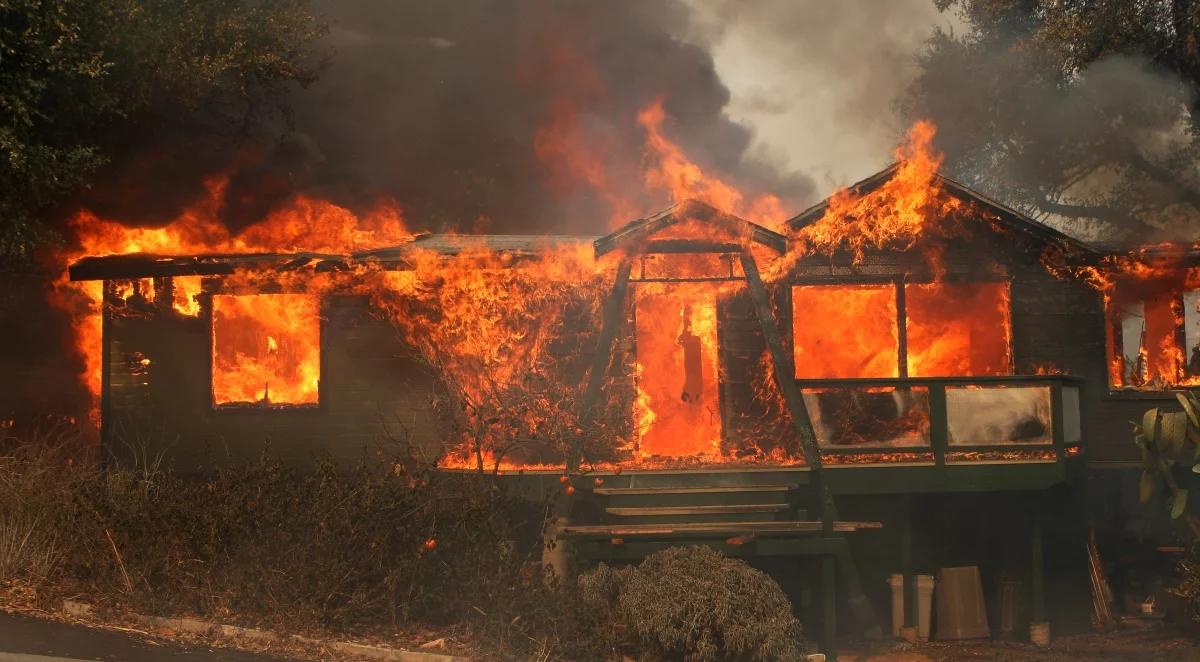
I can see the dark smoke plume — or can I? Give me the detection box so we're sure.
[79,0,814,235]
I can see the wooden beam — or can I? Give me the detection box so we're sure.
[738,252,833,519]
[642,239,742,254]
[576,258,634,469]
[562,520,883,537]
[823,554,838,660]
[896,276,909,378]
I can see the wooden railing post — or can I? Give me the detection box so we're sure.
[1050,380,1066,463]
[577,258,633,471]
[929,382,948,468]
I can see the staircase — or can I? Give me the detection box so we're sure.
[563,476,878,546]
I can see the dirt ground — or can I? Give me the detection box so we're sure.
[841,628,1200,661]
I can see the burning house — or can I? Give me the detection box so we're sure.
[57,123,1200,654]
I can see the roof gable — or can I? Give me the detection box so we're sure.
[786,163,1099,256]
[594,198,787,258]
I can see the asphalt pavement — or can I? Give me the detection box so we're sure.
[0,611,289,662]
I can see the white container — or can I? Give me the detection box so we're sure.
[916,574,935,641]
[888,573,904,637]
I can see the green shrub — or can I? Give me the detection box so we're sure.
[578,546,809,662]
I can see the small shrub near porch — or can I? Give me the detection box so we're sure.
[579,546,811,661]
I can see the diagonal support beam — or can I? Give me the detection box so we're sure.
[575,258,634,469]
[741,251,883,639]
[738,252,835,525]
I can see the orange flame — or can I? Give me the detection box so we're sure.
[57,101,1042,470]
[638,99,787,228]
[211,293,320,406]
[52,174,412,425]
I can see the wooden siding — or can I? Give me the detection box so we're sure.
[104,295,441,471]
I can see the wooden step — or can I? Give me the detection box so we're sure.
[594,484,796,496]
[603,503,791,523]
[563,520,883,538]
[606,504,789,517]
[594,484,798,509]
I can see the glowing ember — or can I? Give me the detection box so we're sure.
[211,294,321,406]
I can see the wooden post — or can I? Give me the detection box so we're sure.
[577,259,633,469]
[737,252,831,522]
[99,280,113,465]
[1032,495,1047,625]
[823,554,838,661]
[902,495,917,630]
[740,252,880,637]
[895,276,908,378]
[930,383,948,468]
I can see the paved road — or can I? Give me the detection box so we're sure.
[0,611,289,662]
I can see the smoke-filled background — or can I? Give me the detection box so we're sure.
[7,0,1200,429]
[75,0,957,236]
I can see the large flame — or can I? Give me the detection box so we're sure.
[52,175,411,424]
[55,102,1036,470]
[211,293,321,406]
[1046,244,1200,390]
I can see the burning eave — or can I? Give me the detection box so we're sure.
[594,198,787,258]
[788,163,1101,260]
[66,234,600,282]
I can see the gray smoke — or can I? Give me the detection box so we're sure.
[902,24,1200,243]
[683,0,955,188]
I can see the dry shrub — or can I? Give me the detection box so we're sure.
[578,546,808,662]
[0,422,91,587]
[0,427,608,658]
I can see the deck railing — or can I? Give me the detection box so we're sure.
[794,375,1085,467]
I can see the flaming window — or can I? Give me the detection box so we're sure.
[905,282,1012,377]
[792,281,1012,379]
[211,294,321,407]
[793,284,899,379]
[634,285,722,458]
[1108,287,1198,389]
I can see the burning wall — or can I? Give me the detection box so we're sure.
[62,115,1096,471]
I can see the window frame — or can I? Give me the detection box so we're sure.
[203,281,327,413]
[790,275,1014,380]
[1105,286,1199,394]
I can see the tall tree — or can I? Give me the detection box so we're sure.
[903,0,1200,242]
[0,0,325,263]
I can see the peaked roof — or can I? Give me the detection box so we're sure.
[786,163,1100,256]
[594,198,787,258]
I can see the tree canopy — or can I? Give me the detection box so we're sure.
[904,0,1200,242]
[0,0,325,264]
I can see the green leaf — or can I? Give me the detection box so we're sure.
[1140,469,1158,504]
[1192,462,1200,474]
[1143,408,1162,448]
[1172,489,1189,520]
[1162,412,1189,457]
[1178,392,1200,428]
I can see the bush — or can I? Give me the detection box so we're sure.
[578,546,809,662]
[0,428,608,658]
[1173,542,1200,623]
